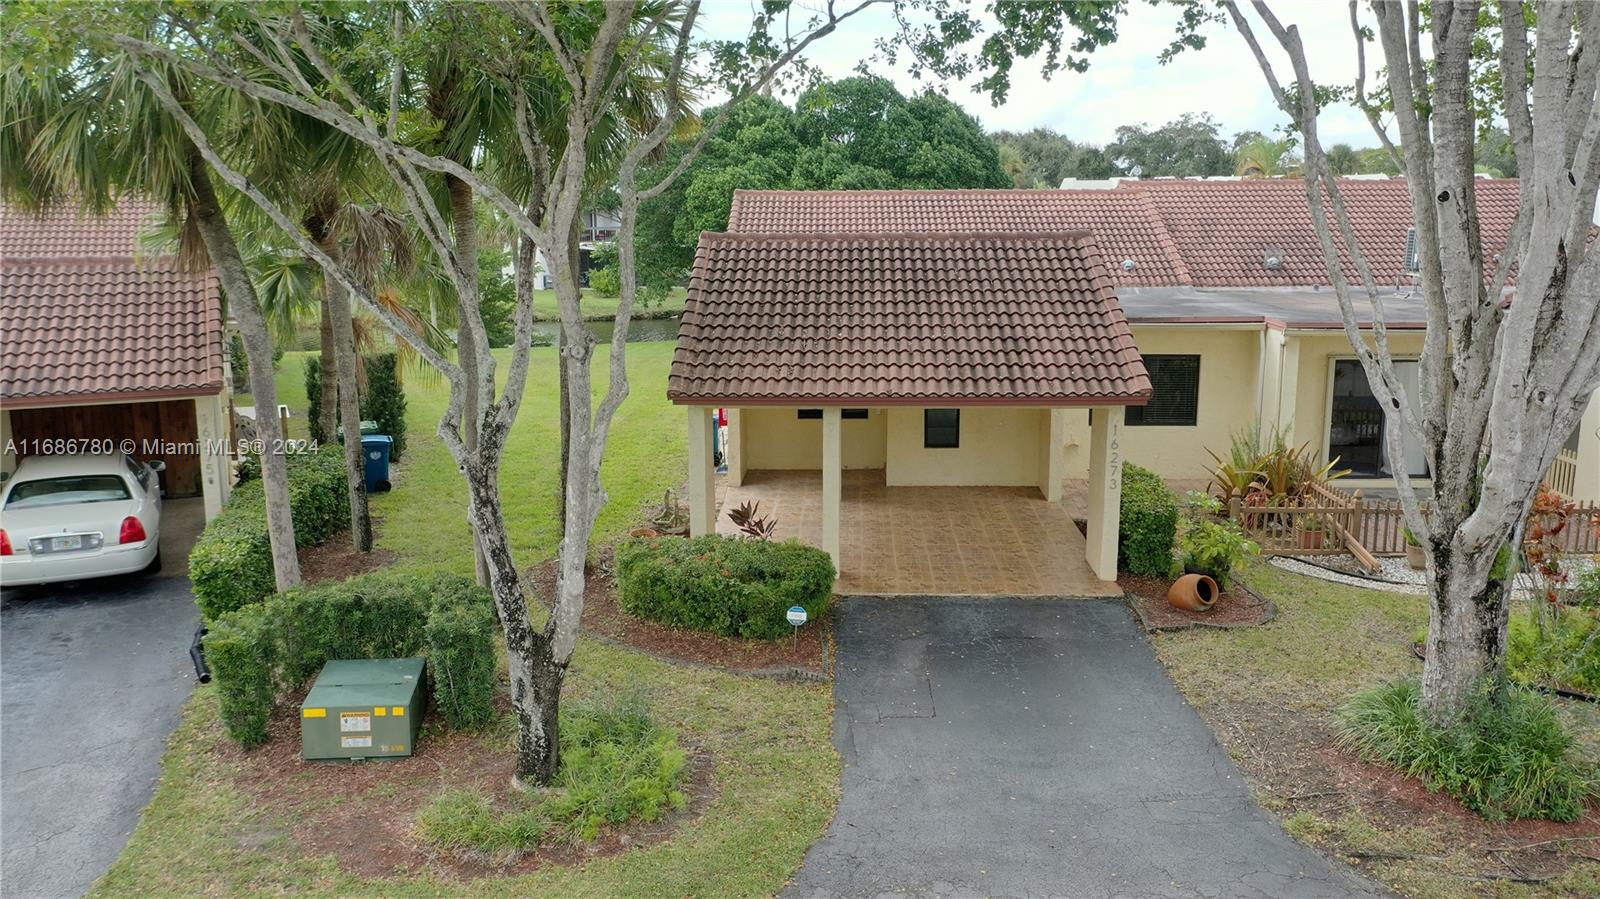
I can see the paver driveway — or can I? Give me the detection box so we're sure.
[1,500,205,899]
[786,597,1387,899]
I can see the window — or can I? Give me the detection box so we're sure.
[125,455,151,491]
[1126,355,1200,426]
[798,408,868,420]
[4,475,132,509]
[924,409,960,448]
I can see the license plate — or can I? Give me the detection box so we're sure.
[51,535,82,551]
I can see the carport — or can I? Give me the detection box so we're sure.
[0,200,234,518]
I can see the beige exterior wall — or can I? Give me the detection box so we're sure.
[1062,326,1265,482]
[884,406,1049,487]
[1571,391,1600,503]
[741,406,887,470]
[1287,331,1428,464]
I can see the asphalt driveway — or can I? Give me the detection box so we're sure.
[1,499,205,899]
[786,597,1387,899]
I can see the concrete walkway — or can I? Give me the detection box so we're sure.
[1,500,205,899]
[786,597,1388,898]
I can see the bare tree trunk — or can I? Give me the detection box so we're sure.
[556,217,582,537]
[447,174,491,587]
[318,227,372,551]
[185,146,302,590]
[316,294,337,442]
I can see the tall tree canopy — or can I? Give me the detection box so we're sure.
[636,75,1008,282]
[990,127,1121,186]
[1107,112,1234,177]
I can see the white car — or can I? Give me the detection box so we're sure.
[0,453,166,587]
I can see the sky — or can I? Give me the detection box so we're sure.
[697,1,1396,149]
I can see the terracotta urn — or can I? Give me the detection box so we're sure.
[1168,573,1219,612]
[628,527,660,539]
[1405,543,1425,570]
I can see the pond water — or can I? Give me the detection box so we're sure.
[531,315,681,345]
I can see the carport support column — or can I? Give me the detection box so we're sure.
[687,406,716,536]
[1085,406,1124,582]
[821,407,842,568]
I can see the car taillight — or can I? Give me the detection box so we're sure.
[0,530,11,556]
[119,517,147,545]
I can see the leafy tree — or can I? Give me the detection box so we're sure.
[1233,135,1302,177]
[1324,142,1359,175]
[637,75,1008,282]
[990,127,1122,186]
[1107,112,1233,178]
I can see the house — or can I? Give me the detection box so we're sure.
[669,180,1600,594]
[1,200,235,519]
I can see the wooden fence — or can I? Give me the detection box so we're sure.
[1230,480,1600,561]
[1544,448,1580,498]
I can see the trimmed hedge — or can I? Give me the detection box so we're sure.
[614,535,835,639]
[189,446,349,620]
[206,570,498,748]
[1119,463,1179,576]
[305,352,408,460]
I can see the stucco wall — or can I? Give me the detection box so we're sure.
[741,406,887,470]
[1288,331,1428,464]
[1061,326,1265,481]
[884,406,1049,487]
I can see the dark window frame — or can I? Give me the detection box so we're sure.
[798,408,869,420]
[1126,355,1201,427]
[923,408,961,448]
[796,409,822,420]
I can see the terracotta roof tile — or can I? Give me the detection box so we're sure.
[2,201,226,405]
[729,189,1190,287]
[669,232,1151,405]
[1122,177,1520,287]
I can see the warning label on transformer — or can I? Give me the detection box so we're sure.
[340,712,371,732]
[341,736,373,748]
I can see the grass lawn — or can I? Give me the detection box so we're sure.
[105,340,839,898]
[529,287,687,321]
[1154,560,1600,899]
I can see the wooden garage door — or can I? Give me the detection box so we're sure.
[9,400,202,497]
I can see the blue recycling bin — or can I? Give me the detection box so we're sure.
[361,435,393,493]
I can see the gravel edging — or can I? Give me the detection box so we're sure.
[1272,553,1598,599]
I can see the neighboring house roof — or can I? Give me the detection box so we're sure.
[728,188,1192,287]
[727,178,1523,291]
[668,231,1152,406]
[1,200,227,407]
[1125,177,1520,287]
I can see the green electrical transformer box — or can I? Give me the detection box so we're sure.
[300,658,426,761]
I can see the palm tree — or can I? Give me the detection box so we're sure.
[1234,136,1303,178]
[0,48,306,589]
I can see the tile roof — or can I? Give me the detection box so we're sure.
[1123,177,1520,287]
[727,178,1524,289]
[728,189,1191,287]
[668,232,1151,405]
[2,201,226,406]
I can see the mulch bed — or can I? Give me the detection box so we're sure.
[222,694,717,880]
[298,528,397,585]
[1122,573,1277,631]
[1196,696,1600,884]
[527,557,831,680]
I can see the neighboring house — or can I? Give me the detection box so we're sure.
[0,200,235,519]
[670,181,1600,592]
[533,208,622,290]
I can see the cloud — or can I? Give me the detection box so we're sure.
[696,1,1394,148]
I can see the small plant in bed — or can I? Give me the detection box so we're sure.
[1335,678,1597,822]
[615,535,835,639]
[1178,518,1257,590]
[417,691,687,855]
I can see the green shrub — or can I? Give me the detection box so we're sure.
[189,446,351,620]
[417,691,686,852]
[1335,678,1596,822]
[587,266,621,297]
[361,353,408,461]
[614,535,835,639]
[1508,609,1600,696]
[1179,519,1258,588]
[1119,463,1179,576]
[204,570,499,748]
[304,356,327,445]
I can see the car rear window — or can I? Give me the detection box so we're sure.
[4,475,132,509]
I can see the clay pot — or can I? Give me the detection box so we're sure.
[1296,527,1326,550]
[1406,543,1425,570]
[628,527,660,539]
[1168,573,1219,612]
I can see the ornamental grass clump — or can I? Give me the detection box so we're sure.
[1335,678,1596,822]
